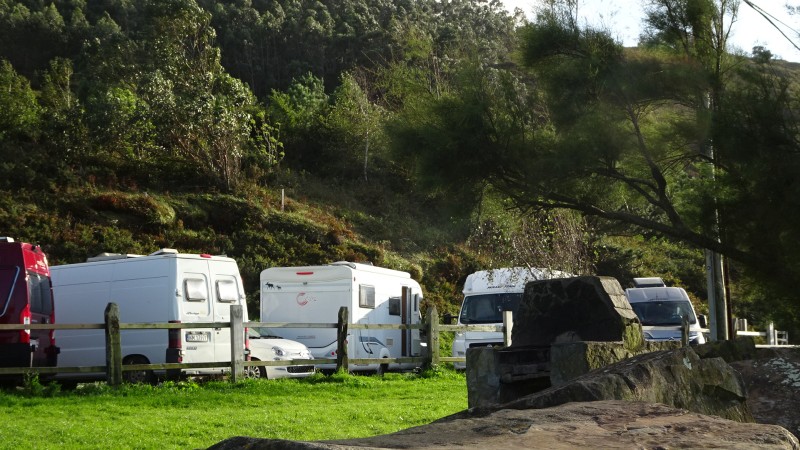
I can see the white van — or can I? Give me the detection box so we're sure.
[50,249,248,383]
[625,283,706,344]
[451,267,568,369]
[260,262,423,374]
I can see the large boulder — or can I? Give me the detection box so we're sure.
[730,347,800,440]
[512,276,643,349]
[549,340,680,386]
[209,401,799,449]
[487,346,753,423]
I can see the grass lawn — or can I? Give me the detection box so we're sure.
[0,369,467,449]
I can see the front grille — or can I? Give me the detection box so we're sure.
[287,365,314,374]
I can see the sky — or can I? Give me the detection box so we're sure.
[501,0,800,62]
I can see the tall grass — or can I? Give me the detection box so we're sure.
[0,370,466,449]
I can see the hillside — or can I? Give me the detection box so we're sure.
[2,0,799,338]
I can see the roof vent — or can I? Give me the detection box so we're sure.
[87,252,143,262]
[149,248,179,256]
[632,277,666,288]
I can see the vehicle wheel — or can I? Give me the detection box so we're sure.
[123,355,155,384]
[245,359,267,379]
[376,360,389,376]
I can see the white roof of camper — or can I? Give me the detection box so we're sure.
[260,261,412,282]
[463,267,567,295]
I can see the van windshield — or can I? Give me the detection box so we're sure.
[459,293,522,324]
[631,301,697,326]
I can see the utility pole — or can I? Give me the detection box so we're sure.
[705,249,729,341]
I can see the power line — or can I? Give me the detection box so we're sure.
[741,0,800,52]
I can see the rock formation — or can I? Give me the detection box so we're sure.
[209,401,799,449]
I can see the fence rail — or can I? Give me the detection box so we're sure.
[0,304,511,385]
[3,305,793,385]
[732,318,789,345]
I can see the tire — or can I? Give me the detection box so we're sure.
[245,359,267,379]
[122,355,155,384]
[376,360,389,376]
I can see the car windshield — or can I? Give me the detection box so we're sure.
[459,292,522,325]
[631,301,697,326]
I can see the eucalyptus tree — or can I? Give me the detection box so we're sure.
[131,0,257,191]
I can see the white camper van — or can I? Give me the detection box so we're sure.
[50,249,249,383]
[625,279,706,345]
[451,267,568,369]
[260,262,423,374]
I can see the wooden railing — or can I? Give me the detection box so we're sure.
[0,304,512,385]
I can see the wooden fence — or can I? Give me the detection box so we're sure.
[0,304,511,386]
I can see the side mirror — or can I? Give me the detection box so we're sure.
[698,314,708,329]
[443,313,454,325]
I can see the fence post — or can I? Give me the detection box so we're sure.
[230,305,244,382]
[105,303,122,386]
[768,322,776,346]
[681,315,689,347]
[336,306,349,372]
[502,310,513,347]
[425,306,439,369]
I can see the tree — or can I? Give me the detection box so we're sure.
[136,0,257,191]
[386,0,800,330]
[0,59,39,141]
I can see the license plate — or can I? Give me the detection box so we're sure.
[185,332,209,342]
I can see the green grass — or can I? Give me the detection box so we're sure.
[0,369,467,449]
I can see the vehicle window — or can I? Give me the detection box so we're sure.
[631,301,697,326]
[359,285,375,308]
[460,293,523,324]
[0,266,19,318]
[28,272,53,315]
[388,297,401,316]
[216,277,238,303]
[184,278,208,302]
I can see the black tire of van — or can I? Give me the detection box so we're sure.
[123,355,155,384]
[376,359,389,376]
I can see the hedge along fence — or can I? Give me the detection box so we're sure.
[0,305,512,386]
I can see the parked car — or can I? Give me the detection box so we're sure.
[246,328,315,379]
[625,278,707,345]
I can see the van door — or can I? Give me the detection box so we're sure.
[211,272,243,366]
[27,271,54,366]
[180,261,216,365]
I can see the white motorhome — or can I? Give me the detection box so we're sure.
[451,267,568,369]
[625,279,707,345]
[50,249,249,383]
[260,262,423,374]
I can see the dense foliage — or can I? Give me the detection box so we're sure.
[0,0,797,339]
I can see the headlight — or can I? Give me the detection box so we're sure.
[272,346,286,357]
[643,331,654,339]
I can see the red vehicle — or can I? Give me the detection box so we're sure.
[0,237,58,371]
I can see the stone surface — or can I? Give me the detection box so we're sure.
[731,347,800,440]
[466,346,551,407]
[469,346,753,422]
[695,336,759,362]
[550,340,680,386]
[512,276,643,349]
[208,401,799,449]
